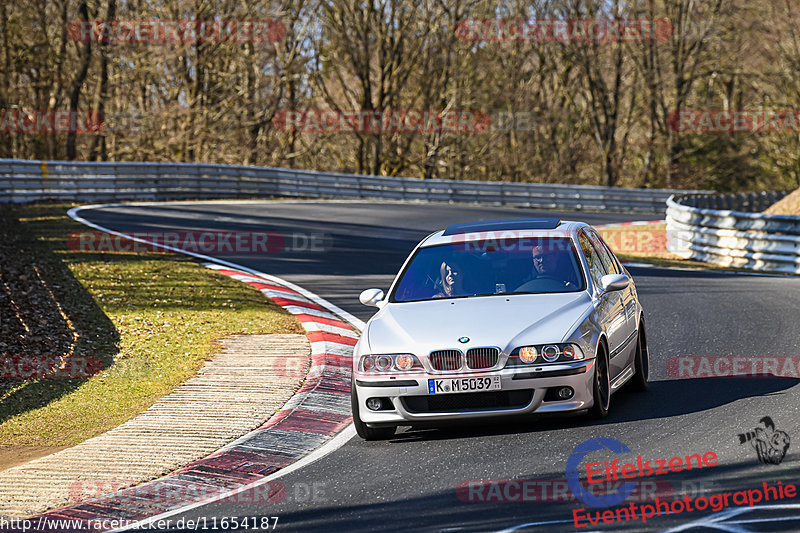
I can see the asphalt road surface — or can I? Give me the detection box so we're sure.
[75,201,800,533]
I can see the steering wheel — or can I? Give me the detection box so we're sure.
[515,277,568,292]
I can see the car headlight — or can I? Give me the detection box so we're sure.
[561,344,577,359]
[542,345,559,362]
[376,355,393,371]
[395,354,415,370]
[519,346,538,363]
[509,343,584,365]
[359,354,423,373]
[363,356,376,372]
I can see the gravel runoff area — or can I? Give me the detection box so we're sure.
[0,333,310,519]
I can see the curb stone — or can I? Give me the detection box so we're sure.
[23,264,358,532]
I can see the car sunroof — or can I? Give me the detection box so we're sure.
[442,218,562,236]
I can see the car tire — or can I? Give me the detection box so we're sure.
[589,342,610,419]
[627,320,650,392]
[351,381,396,441]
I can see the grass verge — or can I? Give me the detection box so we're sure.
[0,203,303,451]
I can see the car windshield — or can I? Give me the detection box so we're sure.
[391,237,585,303]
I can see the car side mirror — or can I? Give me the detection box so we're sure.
[359,288,386,308]
[600,274,630,294]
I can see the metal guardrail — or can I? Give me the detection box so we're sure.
[0,159,706,214]
[666,191,800,274]
[674,191,789,213]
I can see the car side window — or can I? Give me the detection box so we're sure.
[578,230,605,288]
[588,230,620,275]
[600,240,623,276]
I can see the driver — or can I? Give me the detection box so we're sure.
[515,244,576,291]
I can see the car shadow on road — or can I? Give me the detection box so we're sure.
[199,458,800,533]
[385,377,799,442]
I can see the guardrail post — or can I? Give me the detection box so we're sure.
[757,192,767,212]
[767,191,777,207]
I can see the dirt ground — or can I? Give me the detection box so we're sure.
[0,445,70,471]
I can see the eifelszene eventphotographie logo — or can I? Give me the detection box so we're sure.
[566,437,719,508]
[566,437,637,507]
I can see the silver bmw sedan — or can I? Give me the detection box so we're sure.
[351,218,649,440]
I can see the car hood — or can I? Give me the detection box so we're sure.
[365,292,593,355]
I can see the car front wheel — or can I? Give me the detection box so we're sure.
[589,343,610,419]
[351,381,396,441]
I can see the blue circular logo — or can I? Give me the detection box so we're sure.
[565,437,637,508]
[458,337,470,343]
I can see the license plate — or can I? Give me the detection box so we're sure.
[428,376,501,394]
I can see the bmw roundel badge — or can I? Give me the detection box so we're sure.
[458,337,470,343]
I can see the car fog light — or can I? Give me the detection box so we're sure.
[542,345,559,362]
[519,346,538,363]
[557,387,574,399]
[366,398,384,411]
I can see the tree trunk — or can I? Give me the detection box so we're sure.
[66,1,92,160]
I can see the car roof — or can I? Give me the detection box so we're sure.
[442,217,562,235]
[420,218,589,247]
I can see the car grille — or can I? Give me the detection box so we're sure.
[402,390,534,413]
[429,350,463,371]
[466,347,499,369]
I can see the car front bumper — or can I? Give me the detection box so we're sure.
[353,359,596,426]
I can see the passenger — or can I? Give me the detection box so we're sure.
[434,259,465,298]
